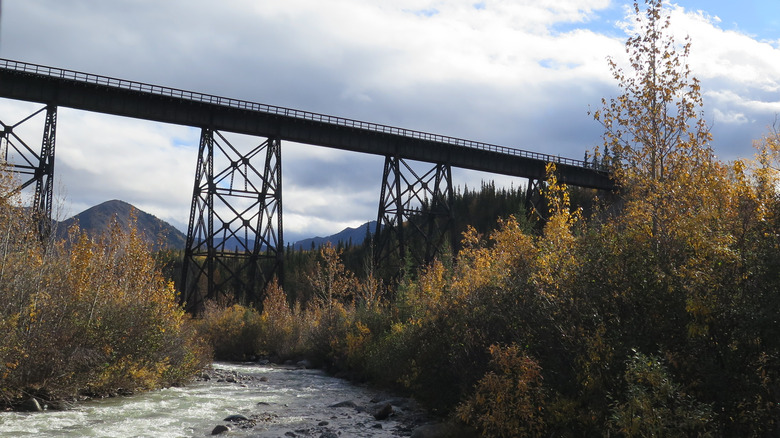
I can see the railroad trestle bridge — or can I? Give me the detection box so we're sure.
[0,58,613,312]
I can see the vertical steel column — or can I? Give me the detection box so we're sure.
[181,128,215,313]
[524,178,544,220]
[0,104,57,241]
[374,156,453,272]
[33,105,57,241]
[422,162,453,262]
[374,155,403,268]
[180,130,283,314]
[250,136,283,290]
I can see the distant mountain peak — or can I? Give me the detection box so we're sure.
[57,200,377,253]
[291,221,375,251]
[57,200,186,250]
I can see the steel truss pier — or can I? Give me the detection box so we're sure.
[375,156,454,270]
[180,129,283,313]
[0,105,57,240]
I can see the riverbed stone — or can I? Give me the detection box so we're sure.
[223,414,249,422]
[373,403,393,420]
[329,400,358,409]
[46,399,77,411]
[211,424,230,435]
[17,397,43,412]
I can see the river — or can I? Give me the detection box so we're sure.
[0,362,433,437]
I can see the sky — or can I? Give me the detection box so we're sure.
[0,0,778,243]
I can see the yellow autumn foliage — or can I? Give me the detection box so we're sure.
[0,171,209,405]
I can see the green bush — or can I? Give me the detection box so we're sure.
[609,350,716,437]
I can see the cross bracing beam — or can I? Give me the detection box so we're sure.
[375,156,454,271]
[0,104,57,240]
[180,128,282,314]
[0,58,613,190]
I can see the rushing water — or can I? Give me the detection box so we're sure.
[0,363,427,437]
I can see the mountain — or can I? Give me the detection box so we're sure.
[57,200,187,250]
[291,221,375,251]
[56,200,375,253]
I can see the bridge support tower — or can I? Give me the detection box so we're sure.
[180,128,283,314]
[0,104,57,240]
[524,177,546,221]
[374,156,454,274]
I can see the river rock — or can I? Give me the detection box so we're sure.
[46,399,77,411]
[296,359,313,369]
[17,397,43,412]
[373,403,393,420]
[211,424,231,435]
[329,400,359,409]
[319,433,338,438]
[223,414,249,422]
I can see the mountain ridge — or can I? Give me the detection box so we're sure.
[291,221,375,251]
[59,200,372,252]
[57,200,187,250]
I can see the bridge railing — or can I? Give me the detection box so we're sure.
[0,58,606,172]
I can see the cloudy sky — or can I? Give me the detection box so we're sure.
[0,0,778,242]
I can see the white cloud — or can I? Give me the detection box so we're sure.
[1,0,778,238]
[713,108,749,125]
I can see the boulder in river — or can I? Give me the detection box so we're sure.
[17,397,43,412]
[373,403,393,420]
[211,424,231,435]
[223,414,249,422]
[329,400,359,409]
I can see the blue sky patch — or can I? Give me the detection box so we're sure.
[406,8,439,18]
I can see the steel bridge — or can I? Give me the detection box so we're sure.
[0,58,613,312]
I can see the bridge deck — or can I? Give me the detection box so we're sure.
[0,58,613,190]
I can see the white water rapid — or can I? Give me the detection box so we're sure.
[0,362,431,437]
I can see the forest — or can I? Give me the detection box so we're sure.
[1,0,778,436]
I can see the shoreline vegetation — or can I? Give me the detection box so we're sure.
[1,1,779,436]
[0,179,211,411]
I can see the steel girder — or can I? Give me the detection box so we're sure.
[180,128,283,313]
[0,59,614,190]
[0,104,57,240]
[374,155,454,272]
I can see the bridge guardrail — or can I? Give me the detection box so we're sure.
[0,58,607,172]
